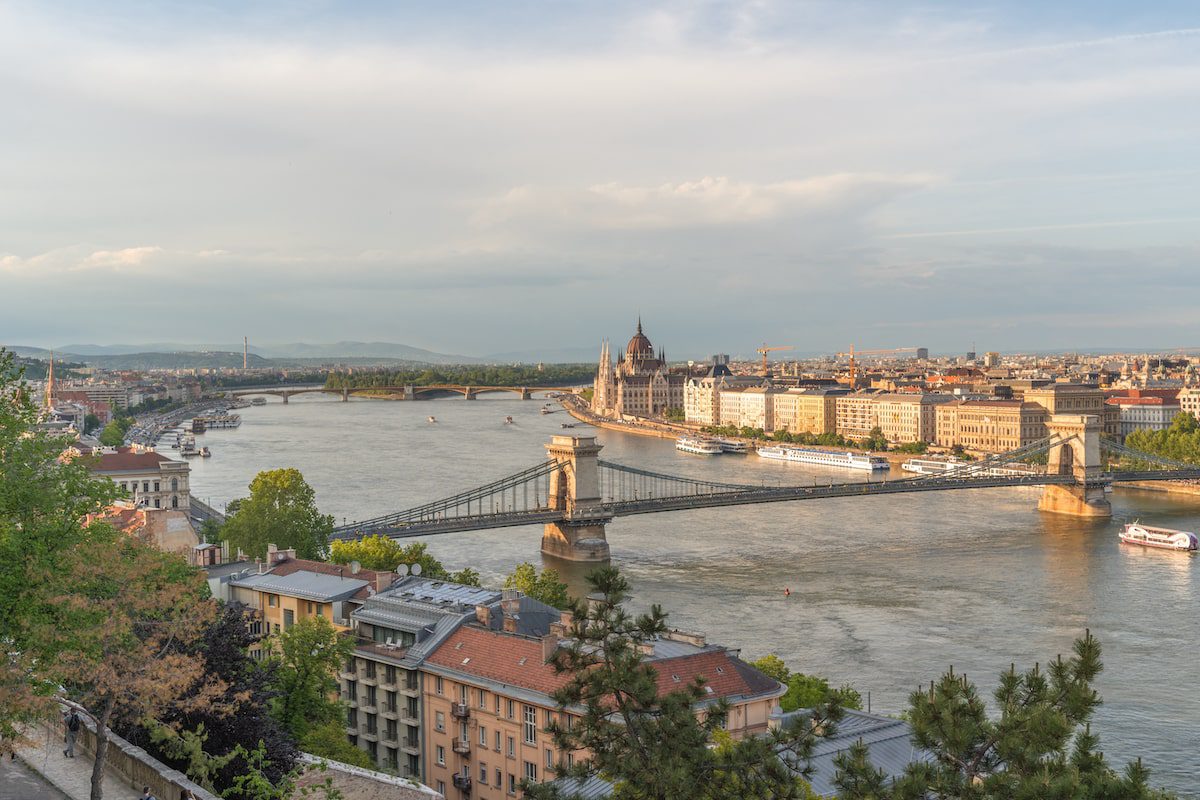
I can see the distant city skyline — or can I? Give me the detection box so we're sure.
[2,1,1199,353]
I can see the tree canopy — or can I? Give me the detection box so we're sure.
[329,537,481,585]
[1124,412,1200,465]
[222,468,334,560]
[504,562,571,608]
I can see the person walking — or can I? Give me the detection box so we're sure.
[139,787,158,800]
[63,709,81,758]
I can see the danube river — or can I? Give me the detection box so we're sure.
[186,395,1199,796]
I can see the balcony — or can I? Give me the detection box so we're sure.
[400,682,420,697]
[402,738,420,754]
[452,775,472,793]
[450,702,470,720]
[381,703,399,718]
[401,709,419,724]
[452,739,471,755]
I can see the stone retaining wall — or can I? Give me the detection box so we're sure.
[66,716,219,800]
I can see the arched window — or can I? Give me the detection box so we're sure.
[171,495,179,509]
[171,477,179,491]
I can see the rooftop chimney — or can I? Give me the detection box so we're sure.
[541,632,559,664]
[375,573,392,593]
[475,605,492,626]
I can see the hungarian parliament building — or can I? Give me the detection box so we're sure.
[591,319,687,419]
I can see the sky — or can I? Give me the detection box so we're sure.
[2,0,1199,358]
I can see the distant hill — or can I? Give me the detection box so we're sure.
[4,340,484,365]
[261,341,482,363]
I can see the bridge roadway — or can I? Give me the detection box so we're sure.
[331,468,1200,540]
[228,384,578,400]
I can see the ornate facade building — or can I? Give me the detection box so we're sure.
[592,320,686,419]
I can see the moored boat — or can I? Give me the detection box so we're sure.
[504,416,514,424]
[714,438,748,454]
[758,446,888,471]
[676,435,723,455]
[1119,522,1198,551]
[427,416,437,424]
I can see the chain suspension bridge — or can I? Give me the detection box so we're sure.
[332,414,1200,561]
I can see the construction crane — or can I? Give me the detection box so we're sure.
[835,345,918,387]
[756,344,794,377]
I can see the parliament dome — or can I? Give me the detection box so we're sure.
[626,319,654,359]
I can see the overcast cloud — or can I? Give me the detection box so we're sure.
[2,1,1199,356]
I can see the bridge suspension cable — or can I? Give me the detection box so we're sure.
[596,460,760,503]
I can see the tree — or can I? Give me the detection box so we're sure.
[119,603,300,797]
[0,349,120,753]
[750,655,790,683]
[199,518,224,544]
[265,617,352,751]
[35,533,225,800]
[223,468,334,560]
[1125,412,1200,466]
[97,420,126,446]
[862,427,889,452]
[329,537,480,585]
[834,632,1178,800]
[750,655,861,713]
[83,413,101,434]
[504,562,571,608]
[523,567,843,800]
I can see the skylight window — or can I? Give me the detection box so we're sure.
[671,675,680,682]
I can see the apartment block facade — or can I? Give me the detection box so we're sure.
[935,400,1048,453]
[770,389,843,435]
[874,393,956,444]
[834,393,881,440]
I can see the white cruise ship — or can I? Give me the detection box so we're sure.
[757,446,888,471]
[714,438,749,454]
[1119,522,1198,551]
[676,436,723,455]
[901,458,1040,478]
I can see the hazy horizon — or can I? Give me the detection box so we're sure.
[3,1,1198,353]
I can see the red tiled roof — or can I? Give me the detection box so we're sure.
[426,626,781,703]
[426,626,571,696]
[91,447,175,472]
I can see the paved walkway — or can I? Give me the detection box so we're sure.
[11,725,127,800]
[0,755,70,800]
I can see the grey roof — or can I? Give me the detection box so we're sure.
[778,709,930,798]
[482,595,562,637]
[201,560,255,580]
[228,571,369,602]
[550,775,613,800]
[378,575,501,609]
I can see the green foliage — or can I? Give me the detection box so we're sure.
[504,562,571,608]
[523,567,843,800]
[199,518,224,544]
[663,407,686,422]
[325,363,595,390]
[834,632,1179,800]
[893,441,928,454]
[862,427,889,452]
[750,655,790,683]
[223,468,334,560]
[83,413,101,434]
[299,720,375,770]
[0,349,122,743]
[1124,412,1200,466]
[781,674,863,713]
[98,420,127,446]
[329,537,478,584]
[265,616,353,739]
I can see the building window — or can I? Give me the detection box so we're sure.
[524,761,537,782]
[436,746,445,766]
[366,685,376,706]
[171,495,178,509]
[459,684,468,703]
[479,726,487,746]
[367,740,377,760]
[545,748,553,770]
[478,688,487,708]
[495,694,501,715]
[495,769,502,789]
[347,708,357,727]
[153,498,160,508]
[386,690,397,712]
[508,774,516,794]
[437,781,445,795]
[523,706,537,745]
[283,609,294,629]
[171,477,179,491]
[494,730,501,751]
[506,736,514,757]
[435,711,445,731]
[506,699,514,719]
[153,481,160,492]
[436,676,443,695]
[479,764,488,783]
[268,595,277,608]
[142,481,149,493]
[386,665,396,684]
[346,681,357,701]
[366,713,377,735]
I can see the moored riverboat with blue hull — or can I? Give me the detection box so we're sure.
[758,445,888,471]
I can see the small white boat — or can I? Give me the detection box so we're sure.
[504,416,514,424]
[1119,522,1198,551]
[676,436,723,455]
[427,416,437,424]
[199,447,212,458]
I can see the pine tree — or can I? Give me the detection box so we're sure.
[834,631,1179,800]
[523,567,840,800]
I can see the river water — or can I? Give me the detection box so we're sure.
[184,394,1199,796]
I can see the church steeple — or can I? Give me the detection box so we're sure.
[46,350,54,409]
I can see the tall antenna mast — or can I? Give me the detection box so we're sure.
[243,337,248,370]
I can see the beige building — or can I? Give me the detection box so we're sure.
[1023,384,1118,438]
[835,393,881,440]
[683,366,763,426]
[717,386,777,430]
[935,400,1048,453]
[592,321,685,419]
[421,599,784,800]
[771,389,843,435]
[86,445,191,511]
[875,393,956,444]
[1178,387,1200,420]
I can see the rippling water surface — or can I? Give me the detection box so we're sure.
[184,395,1200,796]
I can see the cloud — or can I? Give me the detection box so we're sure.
[475,173,935,232]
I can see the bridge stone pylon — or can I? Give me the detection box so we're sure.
[541,435,612,562]
[1038,414,1111,517]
